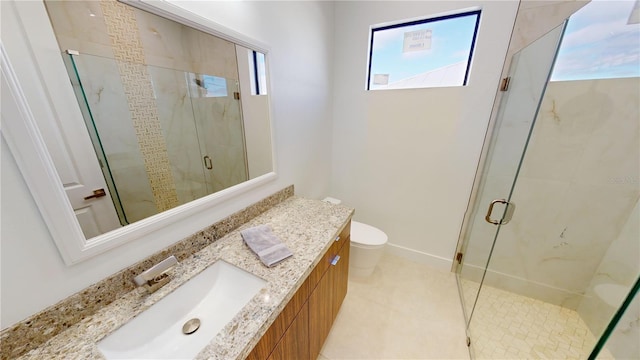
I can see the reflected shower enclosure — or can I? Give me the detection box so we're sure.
[42,0,275,237]
[65,53,248,225]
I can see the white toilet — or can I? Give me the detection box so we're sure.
[323,198,388,278]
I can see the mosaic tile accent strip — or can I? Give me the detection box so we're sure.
[99,0,178,212]
[462,280,615,360]
[0,185,294,360]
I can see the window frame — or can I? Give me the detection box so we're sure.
[366,9,482,91]
[250,50,268,95]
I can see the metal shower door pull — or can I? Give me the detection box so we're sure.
[203,156,213,170]
[485,199,516,225]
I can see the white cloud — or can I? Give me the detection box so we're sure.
[552,0,640,80]
[372,27,405,51]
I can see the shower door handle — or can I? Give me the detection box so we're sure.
[485,199,516,225]
[203,156,213,170]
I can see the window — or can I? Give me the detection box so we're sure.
[249,51,268,95]
[367,10,481,90]
[551,0,640,81]
[196,74,228,97]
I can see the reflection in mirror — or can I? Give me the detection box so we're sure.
[250,51,268,95]
[42,0,273,238]
[65,53,249,226]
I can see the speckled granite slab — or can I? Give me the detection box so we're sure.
[9,192,354,360]
[0,185,294,360]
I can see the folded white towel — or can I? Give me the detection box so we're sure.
[240,225,293,267]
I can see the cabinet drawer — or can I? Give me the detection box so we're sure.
[308,220,351,289]
[334,220,351,252]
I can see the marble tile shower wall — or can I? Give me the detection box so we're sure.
[71,54,157,223]
[135,8,248,198]
[464,78,640,309]
[192,91,249,193]
[101,0,180,212]
[577,199,639,358]
[44,0,244,222]
[147,66,208,205]
[599,280,640,359]
[134,9,239,80]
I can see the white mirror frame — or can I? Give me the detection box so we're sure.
[1,0,277,265]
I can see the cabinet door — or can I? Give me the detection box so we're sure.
[332,238,350,316]
[247,279,310,360]
[267,302,310,360]
[309,240,351,359]
[309,263,334,359]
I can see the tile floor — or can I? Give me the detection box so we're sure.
[318,252,614,360]
[319,253,470,359]
[463,281,614,360]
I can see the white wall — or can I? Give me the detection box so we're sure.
[0,0,334,329]
[236,45,274,179]
[330,1,518,269]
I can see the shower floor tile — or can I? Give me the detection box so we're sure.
[462,281,614,360]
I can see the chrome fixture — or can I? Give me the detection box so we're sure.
[182,318,201,335]
[133,255,178,293]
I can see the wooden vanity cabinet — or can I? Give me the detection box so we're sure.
[267,302,309,360]
[332,237,350,319]
[248,220,351,360]
[247,277,310,360]
[309,236,350,359]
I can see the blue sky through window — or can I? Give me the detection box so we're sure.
[368,12,479,90]
[202,75,228,97]
[551,0,640,81]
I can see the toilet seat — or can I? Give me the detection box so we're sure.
[350,221,387,246]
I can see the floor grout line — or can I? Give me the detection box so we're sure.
[460,279,614,359]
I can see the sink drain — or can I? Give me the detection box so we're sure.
[182,318,201,335]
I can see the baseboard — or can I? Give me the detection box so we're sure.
[459,262,584,309]
[384,243,453,271]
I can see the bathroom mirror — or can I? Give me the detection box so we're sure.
[2,0,276,264]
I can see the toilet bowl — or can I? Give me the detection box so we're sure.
[349,221,388,277]
[322,198,388,278]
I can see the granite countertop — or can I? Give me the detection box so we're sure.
[18,196,354,360]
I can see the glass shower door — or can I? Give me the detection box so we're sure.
[187,74,249,194]
[64,52,250,224]
[456,24,567,324]
[458,0,640,357]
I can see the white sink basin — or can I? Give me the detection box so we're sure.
[98,260,266,359]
